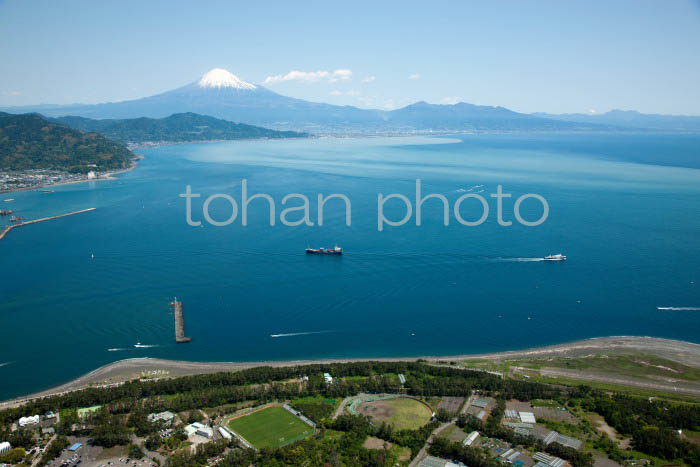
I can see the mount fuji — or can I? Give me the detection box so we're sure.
[2,68,615,133]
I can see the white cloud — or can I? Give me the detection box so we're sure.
[361,76,376,83]
[329,89,361,97]
[408,73,421,80]
[264,69,352,85]
[441,96,462,105]
[329,69,352,82]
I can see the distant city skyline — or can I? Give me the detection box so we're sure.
[1,0,699,115]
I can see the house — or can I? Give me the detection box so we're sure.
[19,415,39,427]
[398,373,406,384]
[0,442,11,454]
[323,372,333,383]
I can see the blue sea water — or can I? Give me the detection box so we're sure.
[1,133,699,400]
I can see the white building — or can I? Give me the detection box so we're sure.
[148,411,175,425]
[0,441,11,454]
[87,171,96,180]
[183,425,198,437]
[463,430,479,446]
[19,415,40,427]
[519,412,536,424]
[196,425,214,438]
[218,427,232,439]
[323,372,333,383]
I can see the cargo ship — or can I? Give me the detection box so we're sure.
[306,245,343,255]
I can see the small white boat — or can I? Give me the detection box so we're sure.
[543,253,566,261]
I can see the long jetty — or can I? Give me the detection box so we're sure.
[0,207,96,241]
[170,298,192,343]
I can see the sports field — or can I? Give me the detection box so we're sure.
[228,406,314,448]
[356,397,432,430]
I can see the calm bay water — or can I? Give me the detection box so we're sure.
[1,133,699,400]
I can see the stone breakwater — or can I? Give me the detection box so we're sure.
[0,207,96,241]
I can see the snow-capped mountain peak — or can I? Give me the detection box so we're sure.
[198,68,257,90]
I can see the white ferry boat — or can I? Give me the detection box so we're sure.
[543,253,566,261]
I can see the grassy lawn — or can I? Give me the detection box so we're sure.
[77,405,102,418]
[526,373,700,403]
[383,398,433,430]
[323,429,345,441]
[390,444,412,463]
[511,354,700,382]
[228,406,314,449]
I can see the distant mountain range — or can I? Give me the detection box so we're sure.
[3,69,698,133]
[50,112,308,144]
[533,110,700,132]
[0,112,133,171]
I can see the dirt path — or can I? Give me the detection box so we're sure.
[538,368,700,396]
[333,394,362,420]
[409,421,454,467]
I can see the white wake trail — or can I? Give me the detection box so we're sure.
[270,331,329,338]
[497,257,545,262]
[657,307,700,311]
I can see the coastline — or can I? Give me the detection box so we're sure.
[0,154,143,195]
[3,336,699,409]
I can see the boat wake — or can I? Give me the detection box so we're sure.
[270,331,329,338]
[455,184,484,193]
[497,257,546,262]
[0,361,13,368]
[134,343,159,348]
[107,348,126,352]
[657,307,700,311]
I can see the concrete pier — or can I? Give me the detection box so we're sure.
[170,298,192,343]
[0,207,96,241]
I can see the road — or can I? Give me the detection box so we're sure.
[409,421,454,467]
[410,393,475,466]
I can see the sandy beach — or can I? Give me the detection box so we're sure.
[2,336,699,409]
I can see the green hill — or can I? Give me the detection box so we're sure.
[51,112,309,144]
[0,112,134,171]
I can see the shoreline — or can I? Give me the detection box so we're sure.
[3,336,699,409]
[0,154,143,195]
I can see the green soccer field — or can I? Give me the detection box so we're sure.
[228,406,314,448]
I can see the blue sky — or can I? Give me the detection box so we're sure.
[1,0,699,114]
